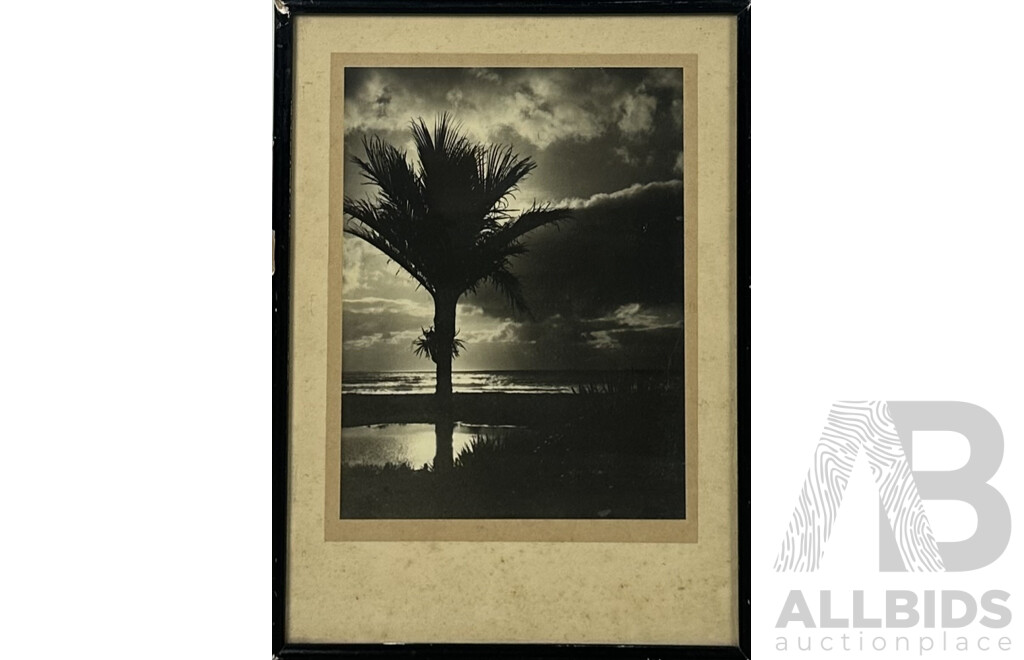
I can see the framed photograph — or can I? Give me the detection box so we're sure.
[273,0,750,656]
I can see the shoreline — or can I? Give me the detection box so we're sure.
[342,392,600,427]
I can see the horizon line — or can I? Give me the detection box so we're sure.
[341,368,684,373]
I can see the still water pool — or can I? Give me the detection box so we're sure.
[341,423,518,468]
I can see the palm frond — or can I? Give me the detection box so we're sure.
[411,113,478,187]
[487,266,531,319]
[409,116,479,248]
[502,203,574,242]
[497,240,529,259]
[346,114,570,333]
[477,143,537,212]
[412,326,466,362]
[350,136,424,216]
[342,214,433,293]
[342,196,389,232]
[467,204,573,291]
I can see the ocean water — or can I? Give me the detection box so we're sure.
[341,370,683,395]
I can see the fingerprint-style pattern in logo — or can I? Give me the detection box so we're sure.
[774,401,944,572]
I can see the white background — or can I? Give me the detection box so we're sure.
[1,1,1021,658]
[754,2,1023,658]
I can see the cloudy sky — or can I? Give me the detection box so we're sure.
[342,67,684,372]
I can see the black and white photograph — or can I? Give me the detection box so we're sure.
[339,66,688,520]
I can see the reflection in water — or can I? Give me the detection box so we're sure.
[341,423,517,469]
[434,420,454,472]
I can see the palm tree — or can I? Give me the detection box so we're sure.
[344,113,572,470]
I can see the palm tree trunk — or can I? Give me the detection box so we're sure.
[432,291,458,471]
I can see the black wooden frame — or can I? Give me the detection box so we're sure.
[272,1,751,657]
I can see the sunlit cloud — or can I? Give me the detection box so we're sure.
[343,329,421,350]
[345,297,434,318]
[555,179,682,210]
[617,91,657,136]
[345,68,681,151]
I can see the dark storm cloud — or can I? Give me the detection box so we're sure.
[467,180,683,319]
[459,180,685,370]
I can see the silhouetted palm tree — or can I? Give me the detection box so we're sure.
[344,114,572,469]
